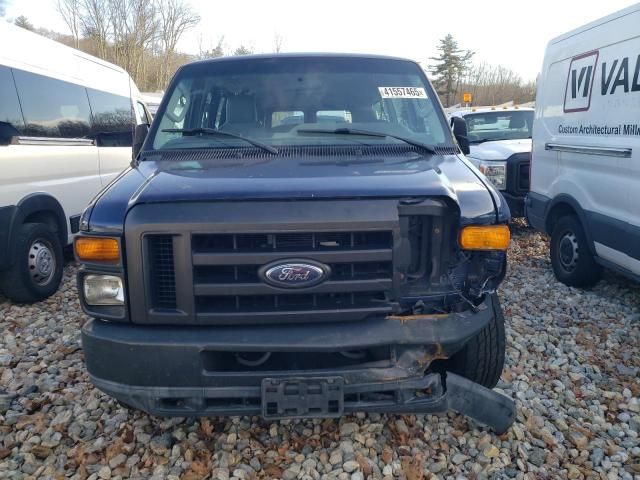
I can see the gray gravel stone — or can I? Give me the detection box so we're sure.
[342,460,359,473]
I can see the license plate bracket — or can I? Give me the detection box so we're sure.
[261,376,344,419]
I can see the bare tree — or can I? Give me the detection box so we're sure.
[49,0,223,90]
[14,15,35,31]
[157,0,200,87]
[80,0,111,59]
[108,0,159,86]
[456,62,536,106]
[56,0,82,47]
[273,32,284,53]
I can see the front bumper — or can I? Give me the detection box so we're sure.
[82,295,515,432]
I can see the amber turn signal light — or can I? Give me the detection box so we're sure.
[459,225,510,250]
[75,237,120,263]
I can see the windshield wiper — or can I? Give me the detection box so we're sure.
[162,128,278,154]
[297,127,437,154]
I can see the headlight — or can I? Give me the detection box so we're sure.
[479,163,506,190]
[83,275,124,305]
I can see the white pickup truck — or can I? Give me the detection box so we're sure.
[450,107,533,216]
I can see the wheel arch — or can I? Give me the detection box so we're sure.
[544,194,596,255]
[10,194,69,257]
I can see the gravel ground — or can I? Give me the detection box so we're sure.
[1,222,639,480]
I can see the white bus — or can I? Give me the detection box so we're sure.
[0,22,151,303]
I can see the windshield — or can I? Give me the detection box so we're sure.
[463,110,533,143]
[149,56,452,151]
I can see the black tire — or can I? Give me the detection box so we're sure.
[446,293,506,389]
[0,223,64,303]
[550,215,602,287]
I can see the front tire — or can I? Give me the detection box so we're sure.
[0,223,64,303]
[550,215,602,287]
[446,293,506,389]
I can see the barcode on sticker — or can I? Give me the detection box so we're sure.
[378,87,427,99]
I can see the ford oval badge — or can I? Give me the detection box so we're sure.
[260,260,330,289]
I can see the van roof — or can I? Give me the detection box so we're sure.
[188,52,419,66]
[0,22,138,97]
[548,3,640,46]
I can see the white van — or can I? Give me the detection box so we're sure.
[527,3,640,286]
[0,23,151,302]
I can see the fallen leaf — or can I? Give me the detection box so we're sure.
[199,419,214,438]
[401,453,425,480]
[263,464,283,478]
[381,446,393,464]
[188,459,210,477]
[121,428,135,444]
[31,445,52,459]
[15,413,45,430]
[105,438,123,461]
[356,453,372,476]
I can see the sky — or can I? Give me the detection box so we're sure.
[3,0,638,80]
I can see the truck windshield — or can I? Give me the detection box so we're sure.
[149,56,452,152]
[464,110,533,143]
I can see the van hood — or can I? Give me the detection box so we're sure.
[88,152,507,233]
[469,138,532,161]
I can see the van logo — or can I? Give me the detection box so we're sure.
[260,261,330,289]
[564,50,598,113]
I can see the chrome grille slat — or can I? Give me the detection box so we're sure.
[194,279,393,296]
[192,249,392,265]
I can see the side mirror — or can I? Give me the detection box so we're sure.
[132,123,149,159]
[0,121,19,146]
[451,117,470,155]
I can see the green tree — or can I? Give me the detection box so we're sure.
[233,45,253,56]
[429,34,474,107]
[198,35,225,59]
[14,15,35,31]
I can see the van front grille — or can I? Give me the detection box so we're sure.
[147,235,177,310]
[132,199,453,326]
[517,162,530,192]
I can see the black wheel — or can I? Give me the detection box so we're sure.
[0,223,64,303]
[446,293,506,389]
[550,215,602,287]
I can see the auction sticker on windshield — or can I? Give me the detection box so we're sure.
[378,87,427,99]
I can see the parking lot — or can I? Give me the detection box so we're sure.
[0,221,638,479]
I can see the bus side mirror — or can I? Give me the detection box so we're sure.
[451,117,470,155]
[132,123,149,159]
